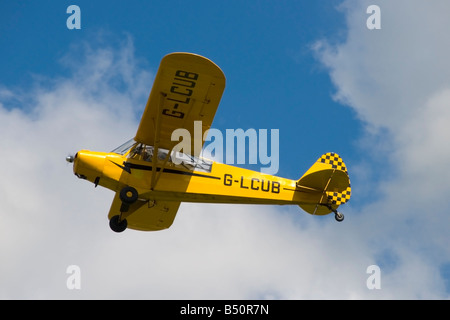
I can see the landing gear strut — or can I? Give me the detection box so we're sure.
[109,186,138,233]
[324,204,344,222]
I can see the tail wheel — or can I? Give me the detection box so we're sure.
[322,204,345,222]
[335,211,344,222]
[109,215,127,233]
[120,186,138,204]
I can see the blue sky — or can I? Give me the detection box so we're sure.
[1,1,449,299]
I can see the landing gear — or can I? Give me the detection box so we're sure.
[334,211,344,222]
[323,204,344,222]
[109,186,139,233]
[120,186,138,204]
[118,185,138,214]
[109,215,128,233]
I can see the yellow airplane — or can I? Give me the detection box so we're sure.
[66,52,351,232]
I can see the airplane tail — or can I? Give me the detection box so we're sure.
[296,152,351,217]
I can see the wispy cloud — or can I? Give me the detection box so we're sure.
[0,36,151,298]
[313,0,450,298]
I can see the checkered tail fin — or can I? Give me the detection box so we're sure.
[297,152,351,215]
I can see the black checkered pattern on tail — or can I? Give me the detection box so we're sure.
[319,152,347,173]
[327,186,351,205]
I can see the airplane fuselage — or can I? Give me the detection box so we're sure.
[73,149,324,208]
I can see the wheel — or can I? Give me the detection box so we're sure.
[109,215,127,233]
[119,186,138,204]
[335,211,344,222]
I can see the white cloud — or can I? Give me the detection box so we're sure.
[316,0,450,132]
[0,37,150,299]
[314,0,450,298]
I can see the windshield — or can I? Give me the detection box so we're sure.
[111,139,137,155]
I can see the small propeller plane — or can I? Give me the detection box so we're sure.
[66,52,351,232]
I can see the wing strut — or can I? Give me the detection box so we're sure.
[149,92,180,190]
[152,146,175,190]
[150,92,165,190]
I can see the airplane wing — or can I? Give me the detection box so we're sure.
[135,52,226,157]
[108,192,181,231]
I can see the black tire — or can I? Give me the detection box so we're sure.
[109,215,127,233]
[335,212,344,222]
[119,186,138,204]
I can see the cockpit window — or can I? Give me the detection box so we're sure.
[126,143,213,173]
[129,144,168,163]
[111,139,137,155]
[172,152,212,173]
